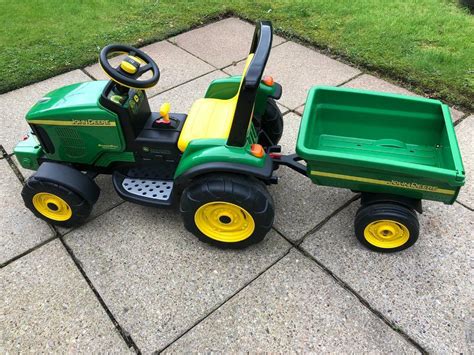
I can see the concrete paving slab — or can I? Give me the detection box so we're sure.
[343,74,465,123]
[456,116,473,209]
[148,70,227,114]
[0,70,91,154]
[64,203,290,352]
[84,40,214,98]
[224,41,360,109]
[0,160,55,265]
[269,113,354,241]
[1,240,128,352]
[170,18,285,69]
[301,200,474,353]
[166,249,417,353]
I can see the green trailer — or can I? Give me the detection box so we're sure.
[14,21,465,253]
[273,86,465,252]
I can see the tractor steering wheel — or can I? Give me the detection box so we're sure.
[99,44,160,90]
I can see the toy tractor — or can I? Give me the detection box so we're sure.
[15,21,465,252]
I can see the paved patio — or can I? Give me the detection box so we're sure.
[1,18,472,353]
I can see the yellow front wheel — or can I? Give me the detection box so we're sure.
[32,193,72,221]
[22,175,95,228]
[180,174,274,248]
[355,203,419,253]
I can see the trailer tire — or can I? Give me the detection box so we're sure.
[258,98,283,147]
[180,174,274,248]
[354,203,419,253]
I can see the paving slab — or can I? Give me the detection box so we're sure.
[64,203,290,352]
[1,240,128,352]
[170,18,285,69]
[301,200,474,353]
[0,70,91,153]
[0,160,55,265]
[85,40,214,98]
[148,70,227,114]
[343,74,465,123]
[224,41,360,109]
[166,249,417,353]
[269,113,354,241]
[456,115,473,209]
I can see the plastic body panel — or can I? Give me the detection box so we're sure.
[296,86,465,204]
[24,81,127,166]
[14,134,43,170]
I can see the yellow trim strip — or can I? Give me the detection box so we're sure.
[29,119,116,127]
[310,170,455,195]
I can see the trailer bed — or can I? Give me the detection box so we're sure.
[296,87,465,204]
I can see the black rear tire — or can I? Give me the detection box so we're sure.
[258,98,283,147]
[180,174,275,248]
[22,175,94,228]
[354,203,419,253]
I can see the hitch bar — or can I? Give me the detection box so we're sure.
[268,145,307,176]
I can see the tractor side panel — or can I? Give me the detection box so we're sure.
[29,108,125,166]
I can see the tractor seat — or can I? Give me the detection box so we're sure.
[177,54,254,152]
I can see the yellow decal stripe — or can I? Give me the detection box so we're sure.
[29,120,116,127]
[310,170,455,196]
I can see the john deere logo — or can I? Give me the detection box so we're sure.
[71,119,114,126]
[389,180,437,192]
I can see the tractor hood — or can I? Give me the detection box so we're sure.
[26,81,110,120]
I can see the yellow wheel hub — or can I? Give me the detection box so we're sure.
[364,219,410,249]
[194,201,255,243]
[32,193,72,221]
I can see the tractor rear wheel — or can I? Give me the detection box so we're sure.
[354,203,419,253]
[180,174,275,248]
[258,98,283,147]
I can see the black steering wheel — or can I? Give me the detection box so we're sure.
[99,44,160,90]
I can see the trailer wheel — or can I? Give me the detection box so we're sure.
[22,174,97,228]
[180,174,275,248]
[354,203,419,252]
[258,98,283,147]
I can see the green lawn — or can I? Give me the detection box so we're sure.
[1,0,473,110]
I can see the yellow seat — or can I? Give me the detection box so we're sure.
[177,54,254,152]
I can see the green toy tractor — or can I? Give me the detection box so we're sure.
[15,21,465,253]
[15,21,281,248]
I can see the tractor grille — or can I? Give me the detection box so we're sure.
[55,127,86,159]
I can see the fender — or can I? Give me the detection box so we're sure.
[174,139,274,185]
[33,162,100,205]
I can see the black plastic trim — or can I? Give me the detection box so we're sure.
[175,156,274,186]
[227,21,273,147]
[34,162,100,205]
[271,153,306,176]
[30,125,55,154]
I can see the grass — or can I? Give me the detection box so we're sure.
[0,0,473,110]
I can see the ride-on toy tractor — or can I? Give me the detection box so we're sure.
[15,21,465,252]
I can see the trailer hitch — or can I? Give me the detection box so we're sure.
[267,145,307,176]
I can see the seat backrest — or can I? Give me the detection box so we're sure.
[227,21,273,147]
